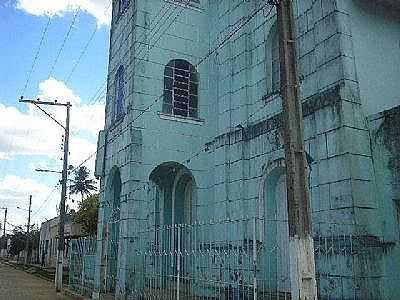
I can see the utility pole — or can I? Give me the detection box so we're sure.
[19,97,71,292]
[1,208,6,252]
[24,195,32,265]
[271,0,317,299]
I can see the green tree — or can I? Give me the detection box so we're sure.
[28,227,40,252]
[0,235,8,250]
[69,166,97,200]
[74,194,99,235]
[9,227,26,257]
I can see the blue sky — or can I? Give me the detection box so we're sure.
[0,0,111,230]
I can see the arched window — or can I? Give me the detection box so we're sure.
[266,22,280,95]
[271,27,280,93]
[115,65,125,120]
[163,59,199,118]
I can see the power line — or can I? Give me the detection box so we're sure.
[106,0,172,71]
[30,183,61,218]
[71,0,192,147]
[65,26,98,84]
[72,1,272,174]
[84,0,177,106]
[196,5,273,68]
[87,0,193,104]
[6,221,20,228]
[95,0,270,110]
[97,90,274,210]
[63,0,113,84]
[14,3,111,228]
[48,9,80,78]
[21,17,52,96]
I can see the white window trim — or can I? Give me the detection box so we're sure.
[158,111,204,125]
[164,0,203,12]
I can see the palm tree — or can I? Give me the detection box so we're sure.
[69,166,97,200]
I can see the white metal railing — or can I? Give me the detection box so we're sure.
[68,237,97,297]
[125,219,375,300]
[68,220,378,300]
[128,217,292,300]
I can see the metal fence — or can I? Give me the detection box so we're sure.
[68,219,379,300]
[313,223,381,300]
[126,219,377,300]
[129,218,263,299]
[68,236,97,297]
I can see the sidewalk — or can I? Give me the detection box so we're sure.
[0,262,72,300]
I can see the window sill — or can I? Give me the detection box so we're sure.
[164,0,203,12]
[158,112,204,125]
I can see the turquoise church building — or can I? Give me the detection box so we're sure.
[91,0,400,299]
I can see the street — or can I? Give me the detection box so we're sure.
[0,262,72,300]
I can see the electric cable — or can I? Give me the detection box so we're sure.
[65,26,98,84]
[21,16,52,97]
[69,0,197,174]
[84,0,180,106]
[73,1,273,173]
[30,183,61,218]
[64,0,114,84]
[48,9,80,78]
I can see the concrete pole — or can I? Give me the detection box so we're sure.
[275,0,317,299]
[2,208,7,251]
[18,98,72,288]
[55,102,71,292]
[24,195,32,265]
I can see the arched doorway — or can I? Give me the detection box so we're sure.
[105,167,121,293]
[146,162,196,294]
[149,162,195,228]
[260,166,291,298]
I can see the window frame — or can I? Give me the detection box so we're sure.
[114,65,125,122]
[265,22,280,97]
[163,59,199,120]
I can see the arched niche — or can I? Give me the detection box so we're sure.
[148,161,196,227]
[258,159,291,296]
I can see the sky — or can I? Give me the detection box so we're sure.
[0,0,112,232]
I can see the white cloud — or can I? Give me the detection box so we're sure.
[0,103,59,157]
[0,152,13,160]
[68,136,98,170]
[16,0,112,26]
[0,78,103,227]
[0,78,104,173]
[36,77,105,136]
[0,175,57,227]
[0,175,52,204]
[38,77,81,105]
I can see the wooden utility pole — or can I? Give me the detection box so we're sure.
[274,0,317,299]
[19,98,71,292]
[1,208,6,251]
[24,195,32,265]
